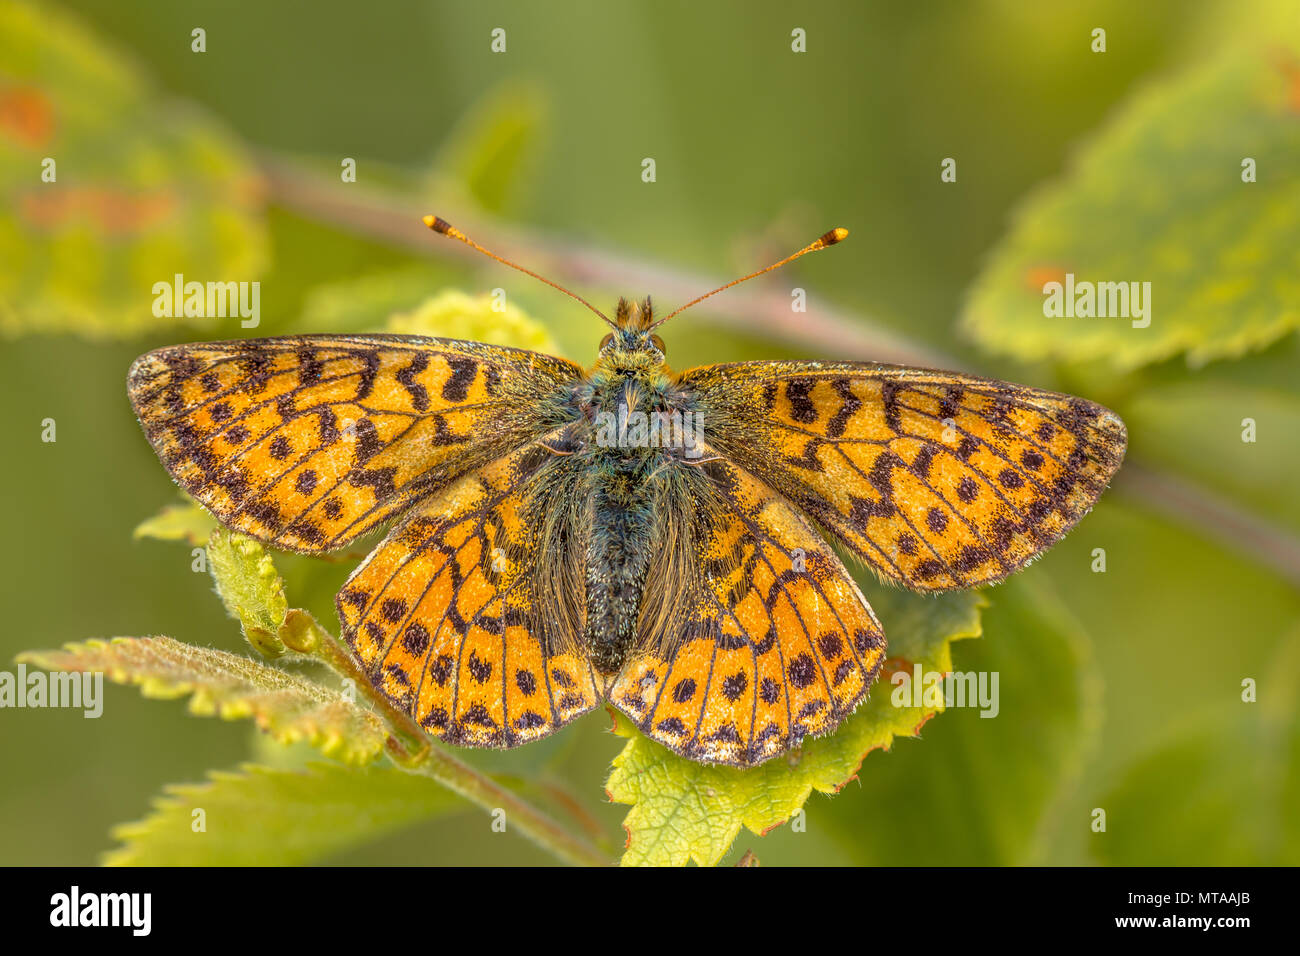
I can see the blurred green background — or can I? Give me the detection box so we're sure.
[2,0,1298,865]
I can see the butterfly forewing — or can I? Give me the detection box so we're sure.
[680,361,1127,591]
[128,334,581,553]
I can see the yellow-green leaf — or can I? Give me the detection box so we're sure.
[206,529,288,658]
[297,265,444,333]
[386,289,561,353]
[18,637,388,765]
[105,763,464,865]
[298,271,563,355]
[962,34,1300,370]
[605,588,983,867]
[132,499,219,546]
[0,0,268,338]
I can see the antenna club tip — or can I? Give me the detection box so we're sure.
[423,214,453,234]
[821,226,849,246]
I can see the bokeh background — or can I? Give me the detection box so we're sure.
[2,0,1298,865]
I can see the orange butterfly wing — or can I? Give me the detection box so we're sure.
[128,334,581,553]
[606,460,886,767]
[131,334,1125,766]
[680,361,1127,590]
[337,440,600,747]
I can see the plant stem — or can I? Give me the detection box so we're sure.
[308,619,611,866]
[1115,464,1300,590]
[395,740,612,867]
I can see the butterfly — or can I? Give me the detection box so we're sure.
[128,216,1127,767]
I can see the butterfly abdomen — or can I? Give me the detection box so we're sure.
[585,460,658,674]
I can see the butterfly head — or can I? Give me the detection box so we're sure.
[599,297,667,357]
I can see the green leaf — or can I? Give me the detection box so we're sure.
[132,499,219,546]
[297,265,447,333]
[0,0,269,338]
[386,289,561,353]
[18,637,388,765]
[605,587,983,867]
[961,36,1300,370]
[104,762,464,865]
[814,575,1101,865]
[429,80,550,215]
[206,529,288,658]
[1093,631,1300,866]
[298,272,563,356]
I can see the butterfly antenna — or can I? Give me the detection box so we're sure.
[423,215,615,329]
[650,227,849,329]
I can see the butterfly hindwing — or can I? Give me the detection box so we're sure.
[681,361,1127,591]
[338,440,600,747]
[607,460,886,767]
[128,334,581,553]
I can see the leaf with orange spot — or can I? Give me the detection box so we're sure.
[962,14,1300,370]
[0,0,267,338]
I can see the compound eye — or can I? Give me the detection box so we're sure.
[600,333,614,349]
[650,334,666,353]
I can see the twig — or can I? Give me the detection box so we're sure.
[258,154,1300,591]
[396,742,612,867]
[1114,464,1300,590]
